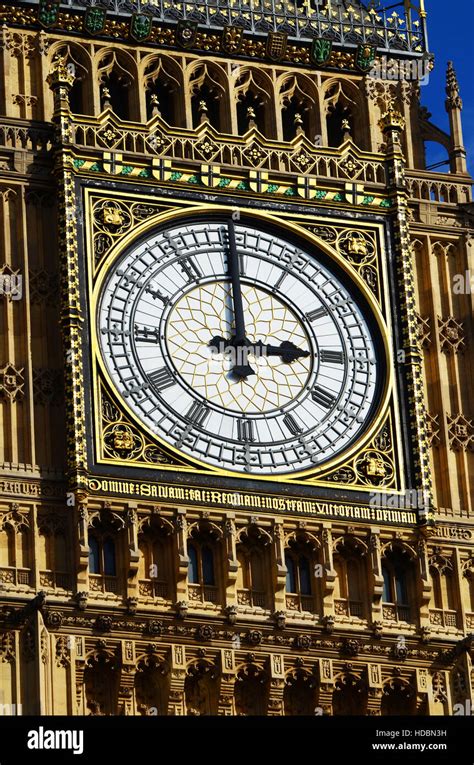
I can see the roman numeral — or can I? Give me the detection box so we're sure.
[283,413,302,435]
[186,401,210,427]
[274,271,288,290]
[237,419,255,443]
[145,285,169,305]
[148,367,176,392]
[320,350,344,364]
[180,257,202,282]
[135,325,160,343]
[306,306,328,322]
[311,385,336,409]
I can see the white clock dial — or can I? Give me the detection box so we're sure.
[97,219,383,475]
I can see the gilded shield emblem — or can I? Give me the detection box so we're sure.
[266,31,288,62]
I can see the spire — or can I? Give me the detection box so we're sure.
[446,61,463,111]
[445,61,467,174]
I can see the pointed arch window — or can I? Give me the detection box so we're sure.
[333,538,367,619]
[382,547,416,624]
[187,528,220,604]
[88,532,119,594]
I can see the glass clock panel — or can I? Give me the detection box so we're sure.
[97,219,383,475]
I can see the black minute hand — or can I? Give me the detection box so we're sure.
[226,220,255,379]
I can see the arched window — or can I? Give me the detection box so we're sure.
[103,538,116,576]
[429,557,458,628]
[235,69,275,138]
[284,670,318,716]
[333,537,367,619]
[333,674,367,716]
[143,56,183,126]
[279,74,320,142]
[185,660,218,715]
[202,545,215,586]
[284,534,321,613]
[323,80,368,149]
[382,546,416,623]
[0,525,13,567]
[97,50,138,121]
[188,543,199,584]
[382,680,416,716]
[235,664,269,715]
[89,536,100,574]
[88,531,119,594]
[138,520,173,600]
[189,63,229,132]
[135,654,169,716]
[49,44,93,116]
[187,526,221,604]
[326,101,351,147]
[236,525,272,609]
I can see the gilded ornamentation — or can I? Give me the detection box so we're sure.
[414,312,431,349]
[425,413,441,448]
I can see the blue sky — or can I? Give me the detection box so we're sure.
[420,0,474,174]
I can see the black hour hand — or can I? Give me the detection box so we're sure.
[255,340,310,364]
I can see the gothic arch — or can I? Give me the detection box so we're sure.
[284,666,318,715]
[322,78,369,150]
[185,658,219,715]
[186,61,230,133]
[141,54,185,126]
[381,677,416,716]
[332,671,367,715]
[235,661,269,716]
[48,42,93,115]
[236,524,273,609]
[84,645,119,716]
[95,48,139,121]
[135,651,169,716]
[233,67,276,138]
[276,72,321,142]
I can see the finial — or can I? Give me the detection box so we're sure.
[150,93,160,117]
[101,86,111,109]
[247,105,257,129]
[445,61,462,111]
[379,107,406,133]
[294,112,304,136]
[199,99,209,123]
[341,117,352,141]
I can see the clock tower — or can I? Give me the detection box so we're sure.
[0,0,473,717]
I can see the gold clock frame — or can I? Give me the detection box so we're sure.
[85,188,405,493]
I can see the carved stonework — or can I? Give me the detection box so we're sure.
[447,414,474,452]
[425,412,441,448]
[33,368,63,406]
[438,316,465,354]
[414,312,431,349]
[0,363,24,402]
[29,270,59,304]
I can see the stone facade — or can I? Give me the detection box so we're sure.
[0,0,473,716]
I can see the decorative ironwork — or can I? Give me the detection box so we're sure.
[32,0,427,54]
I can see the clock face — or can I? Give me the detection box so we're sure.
[97,218,384,475]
